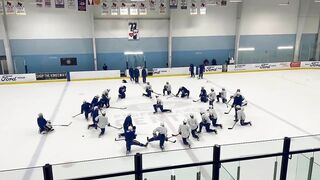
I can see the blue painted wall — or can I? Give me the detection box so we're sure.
[10,39,94,73]
[299,33,317,61]
[96,37,168,71]
[0,40,5,56]
[238,34,296,64]
[172,36,235,67]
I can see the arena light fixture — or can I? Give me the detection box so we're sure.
[277,46,294,50]
[124,51,144,55]
[238,47,255,51]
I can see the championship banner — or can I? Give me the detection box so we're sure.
[149,0,155,11]
[44,0,52,7]
[0,2,3,15]
[16,0,26,15]
[138,2,146,15]
[128,22,139,40]
[169,0,177,9]
[88,0,100,5]
[159,0,166,14]
[200,0,206,15]
[101,0,109,15]
[111,0,118,15]
[55,0,65,8]
[35,0,43,7]
[78,0,86,11]
[190,0,197,15]
[180,0,187,9]
[5,0,15,15]
[130,2,137,15]
[67,0,76,9]
[119,1,128,15]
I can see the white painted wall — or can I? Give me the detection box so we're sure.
[302,1,320,33]
[171,4,237,37]
[94,19,169,38]
[5,4,93,39]
[240,0,299,35]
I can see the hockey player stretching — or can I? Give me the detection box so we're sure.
[163,82,172,96]
[153,96,172,113]
[147,122,168,150]
[176,86,190,98]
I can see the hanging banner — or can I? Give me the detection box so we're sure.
[119,1,128,15]
[111,0,118,15]
[5,0,15,15]
[149,0,155,11]
[78,0,86,11]
[190,0,197,15]
[16,0,26,15]
[138,2,146,15]
[44,0,52,7]
[35,0,43,7]
[0,2,3,15]
[159,0,166,14]
[67,0,76,9]
[169,0,177,9]
[200,0,206,15]
[88,0,100,5]
[128,22,139,40]
[101,0,109,15]
[180,0,187,9]
[130,2,138,15]
[55,0,65,8]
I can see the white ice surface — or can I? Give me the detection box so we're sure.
[0,70,320,180]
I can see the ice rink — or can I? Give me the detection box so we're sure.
[1,69,320,180]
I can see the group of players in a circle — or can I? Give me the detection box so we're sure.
[36,79,252,154]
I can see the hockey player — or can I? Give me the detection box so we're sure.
[99,94,110,108]
[199,87,208,103]
[142,82,153,98]
[88,111,110,137]
[118,86,126,99]
[134,67,140,83]
[90,106,99,127]
[163,82,172,96]
[81,100,91,120]
[198,64,205,79]
[118,114,133,138]
[37,113,54,134]
[91,95,100,107]
[198,111,217,134]
[129,67,134,81]
[232,91,245,120]
[153,96,172,113]
[208,88,216,106]
[142,67,147,83]
[187,114,199,140]
[176,86,190,98]
[216,88,227,103]
[235,105,252,126]
[178,120,191,147]
[189,64,195,77]
[147,122,168,150]
[208,106,222,129]
[125,126,148,154]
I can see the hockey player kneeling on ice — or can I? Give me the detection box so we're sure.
[143,82,153,98]
[198,111,217,134]
[147,122,168,150]
[99,89,111,108]
[208,88,216,106]
[235,106,252,126]
[81,100,91,120]
[91,95,100,107]
[153,96,172,113]
[118,86,126,99]
[176,86,190,98]
[125,126,148,154]
[178,120,191,147]
[118,114,133,138]
[232,91,245,120]
[88,111,110,137]
[199,87,208,103]
[216,88,227,103]
[163,82,172,96]
[187,114,199,140]
[208,106,222,129]
[91,106,99,125]
[37,113,54,134]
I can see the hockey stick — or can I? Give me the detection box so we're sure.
[72,113,81,118]
[167,139,176,143]
[193,99,200,102]
[109,106,127,110]
[228,121,238,130]
[109,125,122,130]
[152,92,161,96]
[52,122,72,127]
[115,137,125,141]
[224,107,233,114]
[167,95,178,99]
[225,98,233,108]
